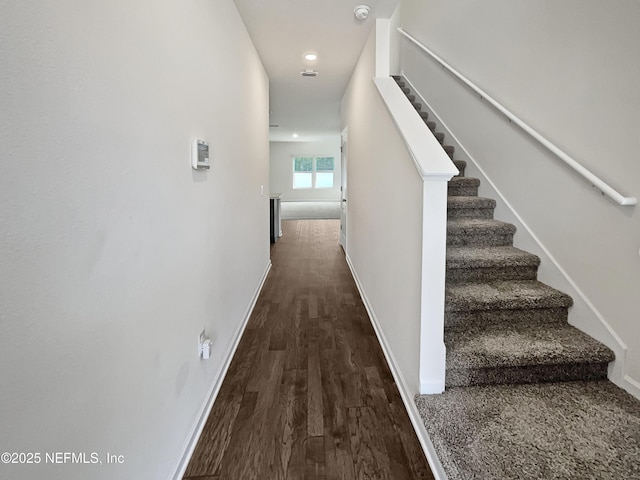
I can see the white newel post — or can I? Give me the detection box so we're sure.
[420,177,450,394]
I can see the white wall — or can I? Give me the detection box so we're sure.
[269,140,341,201]
[341,25,424,393]
[0,1,269,479]
[389,3,402,76]
[399,0,640,392]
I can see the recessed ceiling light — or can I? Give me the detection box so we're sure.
[304,53,317,61]
[354,5,371,20]
[293,133,298,138]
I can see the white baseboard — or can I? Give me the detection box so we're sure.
[169,261,272,480]
[345,254,448,480]
[622,375,640,399]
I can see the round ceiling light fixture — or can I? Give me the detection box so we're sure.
[353,5,371,20]
[304,52,318,61]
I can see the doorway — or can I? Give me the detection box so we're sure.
[340,127,348,250]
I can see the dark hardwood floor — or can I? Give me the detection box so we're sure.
[183,219,434,480]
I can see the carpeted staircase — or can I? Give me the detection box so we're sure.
[392,76,640,479]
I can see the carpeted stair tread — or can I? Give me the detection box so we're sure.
[447,246,540,282]
[453,160,467,173]
[445,322,614,386]
[447,218,515,236]
[444,145,455,158]
[453,160,467,176]
[449,176,479,187]
[447,226,513,247]
[448,196,495,209]
[445,279,573,312]
[448,196,496,219]
[415,380,640,480]
[448,176,480,196]
[445,321,615,371]
[446,246,539,269]
[445,305,570,330]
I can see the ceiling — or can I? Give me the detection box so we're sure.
[233,0,400,143]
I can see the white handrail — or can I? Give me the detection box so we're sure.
[398,27,637,207]
[373,77,458,180]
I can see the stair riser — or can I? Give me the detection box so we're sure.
[446,266,538,284]
[453,162,466,177]
[445,307,569,330]
[448,207,494,219]
[445,362,610,388]
[444,146,454,159]
[447,232,514,247]
[448,185,479,196]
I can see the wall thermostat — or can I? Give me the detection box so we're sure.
[191,139,210,170]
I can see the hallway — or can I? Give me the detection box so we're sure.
[183,219,433,479]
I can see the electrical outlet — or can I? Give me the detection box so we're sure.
[198,329,206,357]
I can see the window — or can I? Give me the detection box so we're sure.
[315,157,334,188]
[293,156,334,189]
[293,157,313,189]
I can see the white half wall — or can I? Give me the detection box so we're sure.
[341,24,424,395]
[0,1,270,479]
[399,0,640,393]
[269,140,341,201]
